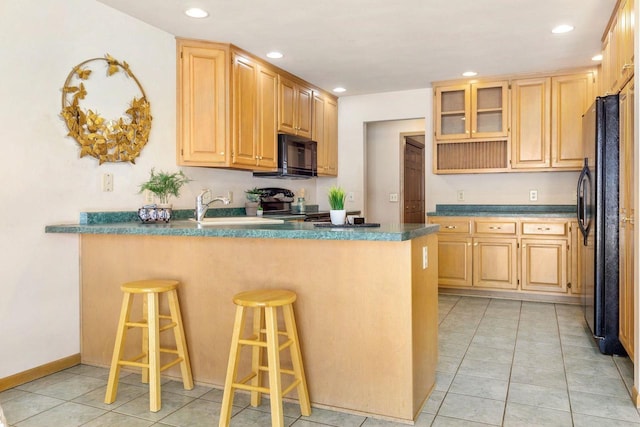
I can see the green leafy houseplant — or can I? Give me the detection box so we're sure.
[328,186,346,210]
[245,187,264,203]
[139,168,191,205]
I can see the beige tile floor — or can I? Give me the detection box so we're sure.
[1,295,639,426]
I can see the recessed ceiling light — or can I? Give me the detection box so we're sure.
[266,51,284,59]
[462,71,477,77]
[592,54,603,61]
[552,24,574,34]
[184,8,208,18]
[333,87,346,93]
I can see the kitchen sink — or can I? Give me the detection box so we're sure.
[190,217,285,226]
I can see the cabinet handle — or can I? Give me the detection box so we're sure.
[623,63,633,70]
[537,227,551,231]
[444,225,457,229]
[488,226,502,230]
[474,242,478,246]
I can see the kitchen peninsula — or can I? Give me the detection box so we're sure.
[46,214,439,423]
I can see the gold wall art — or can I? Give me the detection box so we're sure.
[60,54,152,164]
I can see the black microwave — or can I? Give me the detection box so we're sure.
[253,134,317,179]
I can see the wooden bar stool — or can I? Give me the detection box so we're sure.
[104,279,193,412]
[219,289,311,427]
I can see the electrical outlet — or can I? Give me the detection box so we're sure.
[422,246,429,269]
[102,173,113,192]
[347,192,355,202]
[389,193,399,202]
[457,190,465,201]
[529,189,538,202]
[143,189,154,204]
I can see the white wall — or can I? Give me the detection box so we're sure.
[365,119,425,223]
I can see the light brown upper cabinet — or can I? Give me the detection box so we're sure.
[435,81,509,141]
[511,71,595,171]
[232,53,278,170]
[602,0,634,95]
[177,40,230,167]
[434,68,595,174]
[511,77,551,169]
[278,76,313,138]
[177,38,336,172]
[551,72,595,169]
[313,91,338,176]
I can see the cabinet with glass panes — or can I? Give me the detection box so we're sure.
[434,81,508,141]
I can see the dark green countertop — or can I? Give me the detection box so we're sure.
[46,209,439,242]
[427,204,576,218]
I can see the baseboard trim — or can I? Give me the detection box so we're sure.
[633,386,640,407]
[0,354,81,392]
[439,287,582,304]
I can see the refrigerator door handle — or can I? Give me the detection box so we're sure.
[576,159,591,245]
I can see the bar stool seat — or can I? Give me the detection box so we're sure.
[219,289,311,427]
[104,279,193,412]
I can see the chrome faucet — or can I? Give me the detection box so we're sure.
[196,189,231,221]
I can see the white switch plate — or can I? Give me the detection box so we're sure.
[529,189,538,202]
[102,173,113,192]
[347,192,355,202]
[389,193,399,202]
[457,190,465,201]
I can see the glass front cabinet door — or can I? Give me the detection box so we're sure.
[435,81,509,141]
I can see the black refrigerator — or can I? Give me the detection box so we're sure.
[577,94,625,356]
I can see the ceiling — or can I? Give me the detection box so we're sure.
[97,0,616,97]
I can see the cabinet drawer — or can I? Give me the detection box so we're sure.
[474,220,516,235]
[432,219,471,234]
[522,222,567,236]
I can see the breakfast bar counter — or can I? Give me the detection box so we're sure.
[46,214,439,423]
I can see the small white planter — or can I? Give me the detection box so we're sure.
[330,209,346,225]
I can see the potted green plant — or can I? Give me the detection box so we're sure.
[138,168,191,207]
[328,185,346,225]
[245,187,264,216]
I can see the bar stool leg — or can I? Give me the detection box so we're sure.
[141,294,149,384]
[148,292,161,412]
[283,304,311,416]
[219,305,247,427]
[167,289,194,389]
[250,306,264,407]
[105,292,133,404]
[265,306,284,427]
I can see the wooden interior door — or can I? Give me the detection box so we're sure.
[402,134,425,223]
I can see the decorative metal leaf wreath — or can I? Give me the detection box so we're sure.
[60,54,152,164]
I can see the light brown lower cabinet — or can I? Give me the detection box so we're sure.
[520,238,567,293]
[473,237,518,289]
[429,216,578,297]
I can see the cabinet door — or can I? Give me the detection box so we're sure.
[324,97,338,175]
[232,54,258,167]
[521,238,568,293]
[510,77,551,169]
[296,85,313,138]
[278,76,297,135]
[471,81,509,139]
[620,0,634,85]
[619,82,634,359]
[177,44,229,166]
[278,77,313,138]
[314,93,338,176]
[551,72,595,168]
[435,84,470,140]
[256,65,278,169]
[437,236,473,287]
[473,238,518,289]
